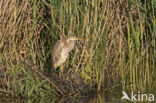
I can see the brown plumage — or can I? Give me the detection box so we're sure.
[52,36,84,70]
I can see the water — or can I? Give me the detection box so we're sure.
[0,92,122,103]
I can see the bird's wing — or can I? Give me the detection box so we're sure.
[52,40,64,63]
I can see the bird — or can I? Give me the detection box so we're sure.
[52,35,84,73]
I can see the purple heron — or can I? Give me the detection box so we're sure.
[52,36,84,72]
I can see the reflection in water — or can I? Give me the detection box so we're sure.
[55,92,122,103]
[0,92,122,103]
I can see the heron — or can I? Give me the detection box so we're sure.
[52,36,84,74]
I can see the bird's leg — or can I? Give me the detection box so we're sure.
[59,65,64,76]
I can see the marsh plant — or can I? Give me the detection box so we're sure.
[0,0,155,99]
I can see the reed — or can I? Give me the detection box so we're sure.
[0,0,155,99]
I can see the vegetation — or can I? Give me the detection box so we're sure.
[0,0,155,100]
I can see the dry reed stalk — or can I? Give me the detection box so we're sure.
[0,0,43,93]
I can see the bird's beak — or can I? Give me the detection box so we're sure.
[75,37,84,41]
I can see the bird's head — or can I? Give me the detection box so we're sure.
[67,36,84,41]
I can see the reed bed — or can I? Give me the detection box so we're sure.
[0,0,155,99]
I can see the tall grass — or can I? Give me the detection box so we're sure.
[0,0,155,99]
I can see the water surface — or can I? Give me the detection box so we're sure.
[1,92,123,103]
